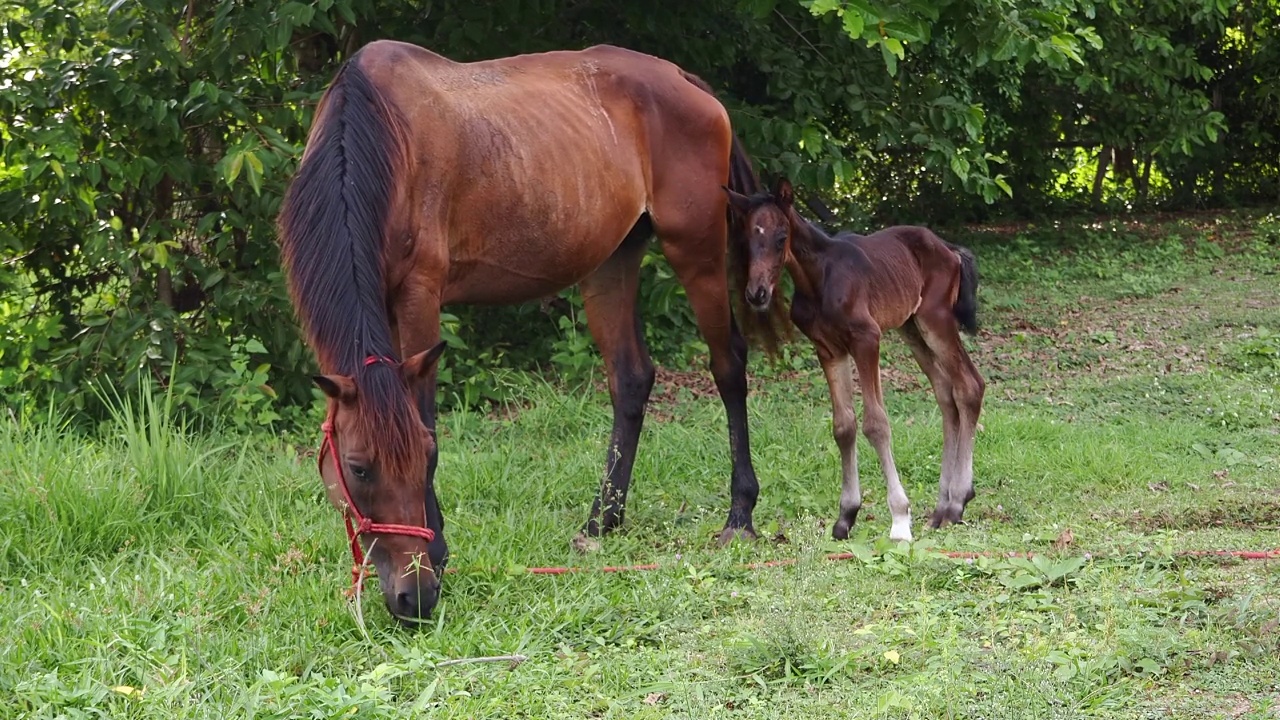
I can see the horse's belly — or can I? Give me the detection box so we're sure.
[442,240,611,302]
[441,219,637,305]
[440,155,647,304]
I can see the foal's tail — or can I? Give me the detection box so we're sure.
[947,243,980,335]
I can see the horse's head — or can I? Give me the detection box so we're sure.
[313,342,446,626]
[724,177,795,312]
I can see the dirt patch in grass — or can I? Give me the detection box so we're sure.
[1124,500,1280,532]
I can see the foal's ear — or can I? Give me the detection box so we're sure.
[401,340,447,383]
[771,178,795,211]
[313,374,357,401]
[722,185,755,216]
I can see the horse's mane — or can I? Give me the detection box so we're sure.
[276,56,425,482]
[678,70,794,359]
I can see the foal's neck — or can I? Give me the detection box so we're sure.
[785,213,837,299]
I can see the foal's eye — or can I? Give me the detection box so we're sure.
[350,463,372,482]
[774,234,787,249]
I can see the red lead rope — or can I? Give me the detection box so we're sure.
[319,356,435,591]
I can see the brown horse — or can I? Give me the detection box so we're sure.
[724,179,985,542]
[276,40,766,624]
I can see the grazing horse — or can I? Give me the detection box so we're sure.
[276,40,766,624]
[724,179,985,542]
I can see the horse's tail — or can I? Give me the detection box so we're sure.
[946,242,980,336]
[678,69,792,357]
[276,54,410,374]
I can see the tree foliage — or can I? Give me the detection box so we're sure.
[1,0,1276,427]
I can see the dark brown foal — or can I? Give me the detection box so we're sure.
[726,179,985,541]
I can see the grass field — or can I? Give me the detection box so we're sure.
[2,212,1279,719]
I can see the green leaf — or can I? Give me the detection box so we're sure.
[225,153,244,186]
[841,11,864,39]
[741,0,777,19]
[883,37,905,60]
[201,270,226,290]
[244,338,268,354]
[880,42,898,76]
[245,152,264,196]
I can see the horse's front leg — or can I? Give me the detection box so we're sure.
[395,289,450,571]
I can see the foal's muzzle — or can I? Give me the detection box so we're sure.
[746,286,772,311]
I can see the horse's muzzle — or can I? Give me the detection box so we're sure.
[385,571,440,627]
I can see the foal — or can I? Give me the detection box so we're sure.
[725,179,985,541]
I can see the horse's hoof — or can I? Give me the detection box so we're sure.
[571,532,602,554]
[716,526,757,547]
[832,521,851,541]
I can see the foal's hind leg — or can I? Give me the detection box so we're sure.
[849,323,913,542]
[899,320,962,530]
[914,310,985,526]
[821,353,862,540]
[574,220,656,547]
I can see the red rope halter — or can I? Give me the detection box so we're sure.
[319,355,435,591]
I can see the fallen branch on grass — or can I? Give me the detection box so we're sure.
[435,654,528,669]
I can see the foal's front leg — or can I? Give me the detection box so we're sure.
[849,327,913,542]
[821,353,862,540]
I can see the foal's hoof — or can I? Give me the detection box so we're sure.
[928,507,966,530]
[832,520,853,541]
[716,526,757,547]
[832,507,861,541]
[571,532,602,554]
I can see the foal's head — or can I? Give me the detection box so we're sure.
[724,178,795,312]
[313,342,445,625]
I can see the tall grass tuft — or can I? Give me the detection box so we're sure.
[95,374,236,537]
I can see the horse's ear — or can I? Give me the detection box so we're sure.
[771,178,795,211]
[313,374,356,401]
[402,341,447,382]
[723,185,754,216]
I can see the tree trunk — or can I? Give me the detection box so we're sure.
[1091,147,1112,206]
[1137,154,1153,205]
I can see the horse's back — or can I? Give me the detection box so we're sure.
[349,40,732,305]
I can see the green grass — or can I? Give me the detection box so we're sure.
[2,212,1279,718]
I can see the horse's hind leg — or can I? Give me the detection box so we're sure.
[914,309,985,526]
[821,353,862,540]
[575,218,657,547]
[849,323,913,542]
[657,215,759,545]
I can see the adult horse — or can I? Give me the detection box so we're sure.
[276,40,766,624]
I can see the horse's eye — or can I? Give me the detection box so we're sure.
[775,234,787,249]
[350,463,372,482]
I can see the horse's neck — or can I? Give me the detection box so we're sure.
[786,218,833,299]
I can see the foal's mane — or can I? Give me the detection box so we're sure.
[678,71,794,358]
[276,55,425,481]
